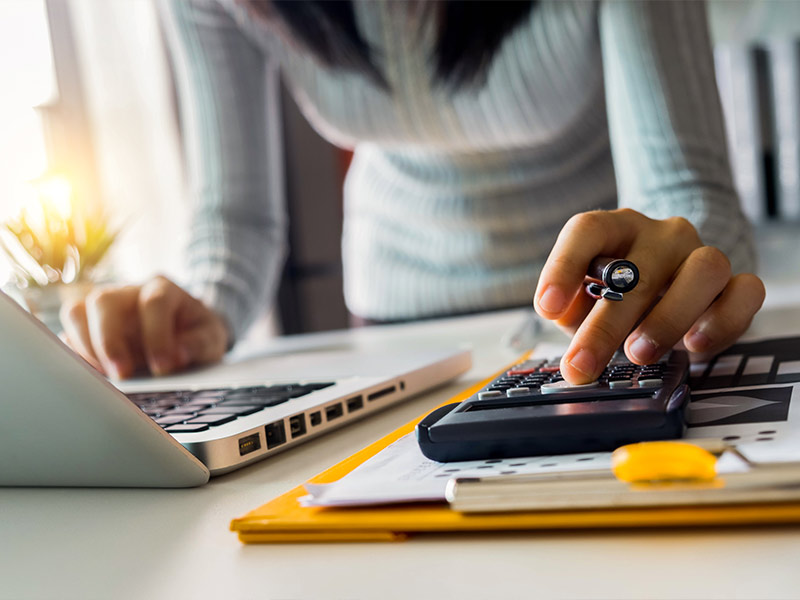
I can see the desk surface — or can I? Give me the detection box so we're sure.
[3,225,800,600]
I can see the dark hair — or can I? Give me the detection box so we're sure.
[252,0,536,91]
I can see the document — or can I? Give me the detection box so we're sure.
[302,336,800,508]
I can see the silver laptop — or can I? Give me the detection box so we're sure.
[0,290,470,487]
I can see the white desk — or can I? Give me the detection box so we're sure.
[3,225,800,600]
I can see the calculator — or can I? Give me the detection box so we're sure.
[416,350,691,462]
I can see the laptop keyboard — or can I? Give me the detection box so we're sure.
[126,382,335,433]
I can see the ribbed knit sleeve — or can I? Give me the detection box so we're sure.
[599,0,756,274]
[160,0,287,343]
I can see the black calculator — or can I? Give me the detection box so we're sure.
[416,350,691,462]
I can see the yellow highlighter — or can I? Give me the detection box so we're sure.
[611,441,718,484]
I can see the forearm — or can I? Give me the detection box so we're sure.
[161,0,287,343]
[185,204,287,344]
[600,0,755,274]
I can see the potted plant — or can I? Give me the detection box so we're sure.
[0,175,119,332]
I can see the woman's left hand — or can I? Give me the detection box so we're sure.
[533,208,765,384]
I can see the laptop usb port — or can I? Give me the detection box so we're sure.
[368,385,396,402]
[325,403,344,421]
[289,414,307,438]
[265,421,286,449]
[238,433,261,456]
[346,395,364,413]
[309,411,322,427]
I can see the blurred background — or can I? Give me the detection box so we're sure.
[1,0,799,342]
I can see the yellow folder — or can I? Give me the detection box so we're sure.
[230,355,800,544]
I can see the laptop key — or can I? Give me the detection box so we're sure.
[186,391,226,401]
[151,398,184,410]
[164,423,210,433]
[223,388,288,399]
[259,384,294,393]
[232,385,292,395]
[303,382,335,391]
[158,408,200,418]
[153,415,190,426]
[185,414,238,426]
[288,388,314,399]
[220,391,292,405]
[199,405,262,416]
[170,402,213,411]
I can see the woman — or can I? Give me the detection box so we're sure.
[61,0,764,385]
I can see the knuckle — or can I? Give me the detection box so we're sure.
[628,269,660,299]
[613,207,642,221]
[87,288,119,311]
[582,319,622,353]
[688,246,731,280]
[547,253,582,276]
[647,311,685,341]
[665,216,700,246]
[153,274,169,283]
[151,274,176,292]
[139,286,171,311]
[140,277,182,309]
[60,300,85,323]
[737,272,766,298]
[564,210,607,237]
[712,309,746,337]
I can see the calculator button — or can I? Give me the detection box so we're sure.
[539,365,561,373]
[637,378,663,388]
[488,385,513,392]
[506,387,531,397]
[540,380,600,394]
[608,380,634,389]
[478,390,504,400]
[507,368,538,376]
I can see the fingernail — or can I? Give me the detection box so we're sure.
[686,329,712,353]
[152,356,172,376]
[567,348,597,378]
[629,335,659,363]
[538,286,566,314]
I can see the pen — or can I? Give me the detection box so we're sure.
[584,256,639,301]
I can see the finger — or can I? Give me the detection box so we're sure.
[177,320,228,367]
[683,273,766,356]
[625,246,732,364]
[551,285,596,336]
[559,218,701,383]
[138,276,184,375]
[59,300,104,373]
[85,286,141,379]
[534,209,644,319]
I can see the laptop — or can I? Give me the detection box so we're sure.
[0,290,471,487]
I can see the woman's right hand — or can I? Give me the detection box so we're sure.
[60,276,230,380]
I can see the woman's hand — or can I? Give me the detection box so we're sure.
[60,275,230,379]
[533,209,765,384]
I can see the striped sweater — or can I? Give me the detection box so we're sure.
[161,0,754,342]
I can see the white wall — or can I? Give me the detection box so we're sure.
[68,0,189,284]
